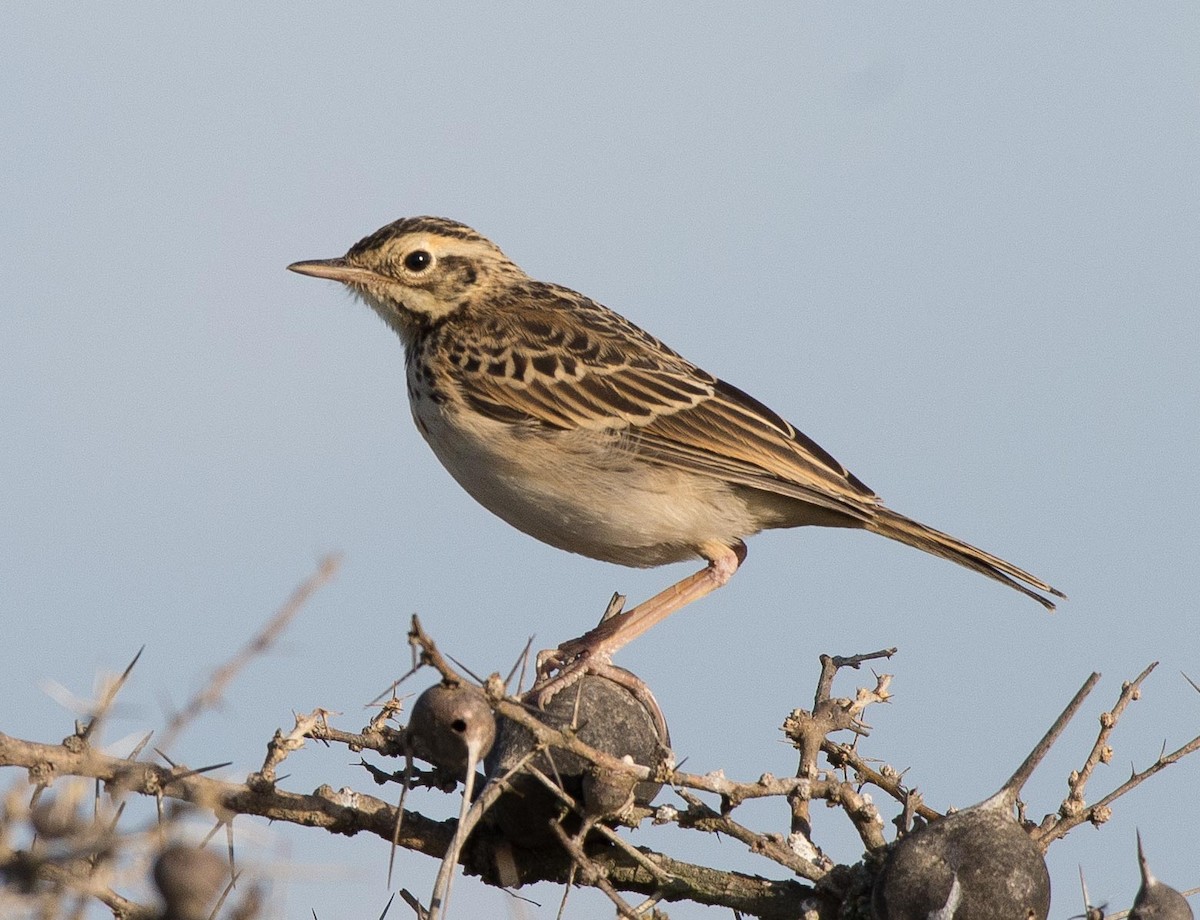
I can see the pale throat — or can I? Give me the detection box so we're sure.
[354,285,458,343]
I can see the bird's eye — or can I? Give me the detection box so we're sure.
[404,250,432,272]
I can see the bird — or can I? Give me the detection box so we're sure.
[288,216,1064,667]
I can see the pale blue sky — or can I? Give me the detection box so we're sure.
[3,4,1198,917]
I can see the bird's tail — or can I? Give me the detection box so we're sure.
[866,508,1066,610]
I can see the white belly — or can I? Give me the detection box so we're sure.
[411,398,758,568]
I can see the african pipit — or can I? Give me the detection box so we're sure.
[289,217,1064,667]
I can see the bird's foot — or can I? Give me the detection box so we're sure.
[528,642,609,708]
[526,591,631,707]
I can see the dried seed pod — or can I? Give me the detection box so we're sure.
[1130,832,1194,920]
[153,843,227,920]
[406,681,496,779]
[485,668,669,849]
[407,681,497,920]
[872,791,1050,920]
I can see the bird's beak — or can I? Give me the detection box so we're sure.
[287,257,380,285]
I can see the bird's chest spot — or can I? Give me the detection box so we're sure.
[406,348,450,437]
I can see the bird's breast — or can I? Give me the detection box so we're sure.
[406,386,761,568]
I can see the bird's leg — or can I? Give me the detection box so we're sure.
[569,541,744,658]
[532,541,745,703]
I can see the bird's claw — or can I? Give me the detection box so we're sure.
[528,642,607,708]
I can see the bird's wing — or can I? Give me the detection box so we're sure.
[452,289,879,520]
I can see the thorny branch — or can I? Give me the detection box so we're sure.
[1,579,1197,919]
[782,648,894,852]
[1032,661,1200,846]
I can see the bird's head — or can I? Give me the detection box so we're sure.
[288,216,524,340]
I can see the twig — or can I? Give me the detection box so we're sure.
[522,765,672,884]
[1031,664,1190,846]
[813,648,897,707]
[1036,729,1200,845]
[1002,672,1102,800]
[820,740,939,823]
[22,859,157,920]
[784,651,894,841]
[78,647,145,744]
[253,709,335,788]
[672,789,824,880]
[547,820,640,919]
[159,555,341,753]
